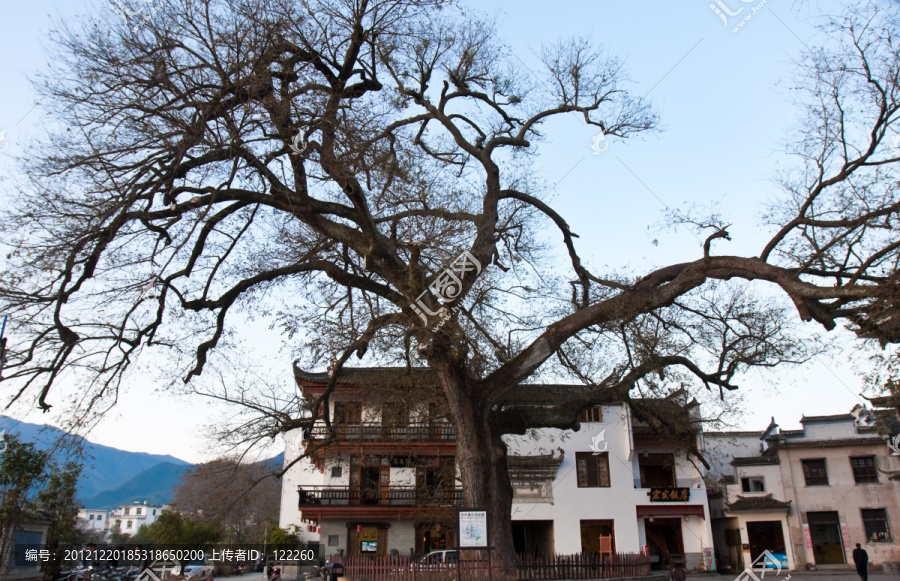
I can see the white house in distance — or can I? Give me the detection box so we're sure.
[108,501,166,535]
[76,509,110,534]
[77,501,168,538]
[279,364,715,571]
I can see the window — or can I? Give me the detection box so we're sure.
[638,453,676,488]
[136,508,142,515]
[124,508,130,515]
[576,452,611,488]
[126,520,133,529]
[333,402,362,424]
[116,520,121,527]
[580,406,603,423]
[89,514,95,520]
[801,459,828,486]
[152,510,156,516]
[851,456,878,484]
[741,477,766,492]
[97,515,102,521]
[331,466,343,478]
[328,535,340,547]
[862,509,892,542]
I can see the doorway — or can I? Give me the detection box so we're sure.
[807,512,845,564]
[513,521,555,557]
[644,518,684,570]
[360,467,380,505]
[580,520,615,554]
[746,521,786,565]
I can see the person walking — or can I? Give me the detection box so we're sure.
[852,543,869,581]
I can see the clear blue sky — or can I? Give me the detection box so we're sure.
[0,0,875,462]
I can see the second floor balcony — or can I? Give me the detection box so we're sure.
[308,422,455,442]
[298,484,463,507]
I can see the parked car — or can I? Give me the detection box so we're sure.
[418,550,458,566]
[182,561,215,579]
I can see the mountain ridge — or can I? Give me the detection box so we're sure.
[0,416,192,503]
[0,416,284,511]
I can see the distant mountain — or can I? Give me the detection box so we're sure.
[261,452,284,470]
[0,416,192,504]
[82,461,192,509]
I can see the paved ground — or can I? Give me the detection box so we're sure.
[687,573,884,580]
[221,571,886,581]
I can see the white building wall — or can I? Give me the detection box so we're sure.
[280,427,325,531]
[77,509,110,533]
[702,433,763,482]
[801,421,856,440]
[319,520,417,558]
[505,404,713,559]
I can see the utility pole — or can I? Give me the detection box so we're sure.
[0,314,8,379]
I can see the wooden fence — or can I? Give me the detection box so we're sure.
[330,552,651,581]
[517,553,651,580]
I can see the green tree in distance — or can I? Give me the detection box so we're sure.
[136,509,221,549]
[0,434,49,574]
[38,462,82,581]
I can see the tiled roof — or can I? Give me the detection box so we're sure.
[293,364,437,388]
[294,364,626,403]
[725,494,791,513]
[704,431,765,437]
[766,435,885,448]
[733,456,779,466]
[800,414,854,423]
[867,395,900,408]
[497,383,628,405]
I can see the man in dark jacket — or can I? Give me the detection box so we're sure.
[852,543,868,581]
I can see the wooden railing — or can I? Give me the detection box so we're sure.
[299,485,464,507]
[308,423,455,442]
[329,552,652,581]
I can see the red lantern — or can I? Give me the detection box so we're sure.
[357,524,363,532]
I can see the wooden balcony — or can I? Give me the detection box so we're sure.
[307,423,455,442]
[298,485,463,508]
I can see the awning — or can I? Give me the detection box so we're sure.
[636,505,706,519]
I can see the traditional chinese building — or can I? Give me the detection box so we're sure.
[279,364,715,571]
[706,405,900,573]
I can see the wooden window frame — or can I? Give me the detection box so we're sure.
[801,458,829,486]
[576,452,611,488]
[850,456,878,484]
[861,508,892,542]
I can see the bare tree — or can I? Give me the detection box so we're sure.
[1,0,899,566]
[173,458,280,544]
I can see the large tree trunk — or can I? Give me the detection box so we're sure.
[434,364,517,574]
